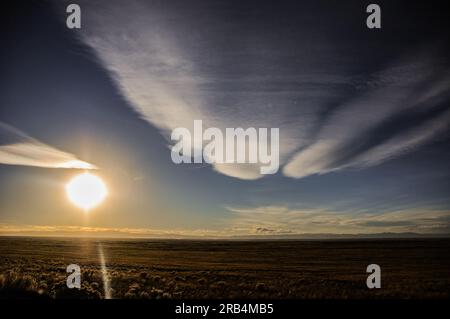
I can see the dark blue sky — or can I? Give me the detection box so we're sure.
[1,0,449,237]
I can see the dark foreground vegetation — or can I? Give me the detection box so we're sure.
[0,237,449,299]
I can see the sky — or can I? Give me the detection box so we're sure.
[1,0,450,238]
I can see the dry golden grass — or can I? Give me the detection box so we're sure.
[0,237,449,299]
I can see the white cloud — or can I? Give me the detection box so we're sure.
[74,0,319,179]
[284,65,450,178]
[75,0,450,180]
[0,122,96,169]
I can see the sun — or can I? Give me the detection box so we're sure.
[66,172,108,211]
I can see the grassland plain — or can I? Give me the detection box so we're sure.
[0,237,449,299]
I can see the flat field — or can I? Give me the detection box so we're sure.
[0,237,449,299]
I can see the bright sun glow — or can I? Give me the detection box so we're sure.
[66,172,108,211]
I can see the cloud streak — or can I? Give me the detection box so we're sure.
[227,205,450,235]
[284,63,450,178]
[75,0,450,180]
[0,122,96,169]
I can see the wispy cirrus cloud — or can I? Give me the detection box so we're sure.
[0,122,96,169]
[226,205,450,235]
[74,0,450,180]
[283,62,450,178]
